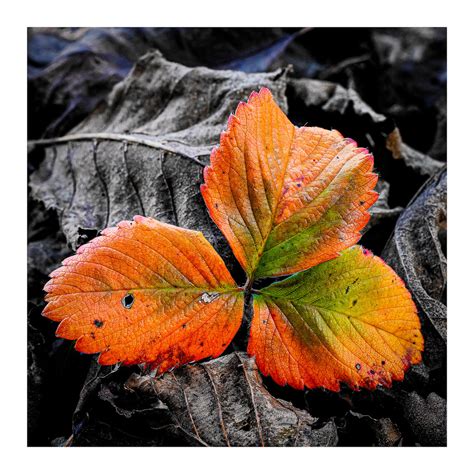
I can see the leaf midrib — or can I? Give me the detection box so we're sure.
[51,286,242,297]
[249,123,296,277]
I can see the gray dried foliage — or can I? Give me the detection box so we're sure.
[383,169,447,367]
[290,77,443,171]
[29,52,287,265]
[27,41,447,447]
[125,353,338,447]
[403,391,447,447]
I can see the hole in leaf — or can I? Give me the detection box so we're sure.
[122,293,134,309]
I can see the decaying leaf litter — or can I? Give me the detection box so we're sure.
[28,27,446,447]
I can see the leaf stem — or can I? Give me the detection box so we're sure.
[243,276,254,294]
[242,276,255,317]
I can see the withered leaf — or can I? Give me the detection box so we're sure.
[29,28,295,138]
[287,77,443,195]
[402,392,446,447]
[126,352,338,447]
[383,168,446,367]
[29,52,288,256]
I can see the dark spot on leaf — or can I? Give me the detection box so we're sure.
[352,299,358,306]
[215,203,219,209]
[262,319,267,325]
[90,332,96,339]
[355,363,361,371]
[352,278,359,285]
[296,183,301,188]
[94,319,103,328]
[122,293,134,309]
[370,370,375,375]
[381,360,386,365]
[182,324,187,329]
[199,341,204,347]
[345,286,350,294]
[360,201,365,206]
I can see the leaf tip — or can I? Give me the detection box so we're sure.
[248,90,259,101]
[226,113,237,128]
[256,86,272,97]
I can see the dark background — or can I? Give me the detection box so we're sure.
[28,27,447,447]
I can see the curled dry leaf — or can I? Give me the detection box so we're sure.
[383,169,446,366]
[385,128,444,177]
[125,352,338,447]
[43,216,243,371]
[29,28,295,138]
[249,246,422,390]
[202,87,378,278]
[28,28,165,139]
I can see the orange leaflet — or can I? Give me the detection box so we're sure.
[201,88,378,279]
[43,216,244,371]
[248,246,423,391]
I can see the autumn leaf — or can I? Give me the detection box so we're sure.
[201,87,378,278]
[43,216,244,371]
[248,246,423,390]
[42,89,423,392]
